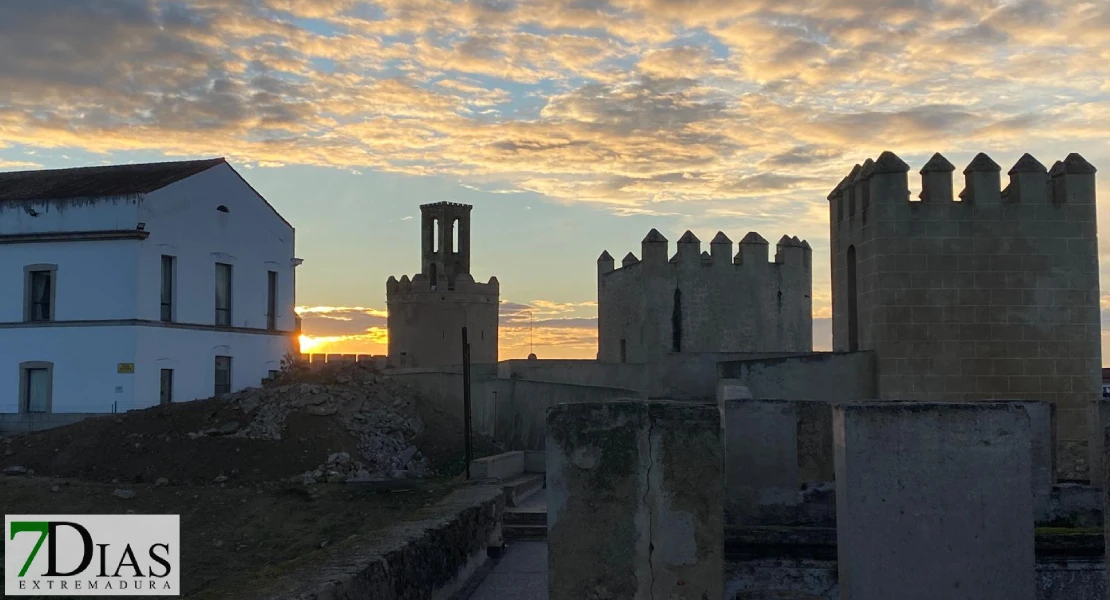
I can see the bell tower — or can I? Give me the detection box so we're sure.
[421,202,471,290]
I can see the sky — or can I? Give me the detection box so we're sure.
[3,0,1110,361]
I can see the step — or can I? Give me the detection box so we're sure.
[502,474,544,508]
[504,524,547,540]
[505,510,547,527]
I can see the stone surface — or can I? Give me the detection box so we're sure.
[720,397,835,527]
[471,450,525,480]
[834,402,1035,600]
[597,229,811,364]
[244,484,505,600]
[828,151,1100,480]
[547,400,723,600]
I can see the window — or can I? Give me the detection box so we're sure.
[160,369,173,405]
[268,369,279,379]
[161,255,175,322]
[19,362,52,413]
[671,288,682,353]
[266,270,277,330]
[847,245,859,352]
[215,263,232,326]
[214,356,232,396]
[24,265,56,322]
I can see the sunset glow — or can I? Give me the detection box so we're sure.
[5,1,1110,362]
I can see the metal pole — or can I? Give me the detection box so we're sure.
[462,327,473,479]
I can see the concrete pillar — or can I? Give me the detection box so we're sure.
[834,402,1035,600]
[981,399,1056,520]
[1089,398,1110,489]
[547,400,723,600]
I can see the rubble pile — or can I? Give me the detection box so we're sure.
[207,364,434,483]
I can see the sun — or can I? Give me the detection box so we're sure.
[298,335,324,353]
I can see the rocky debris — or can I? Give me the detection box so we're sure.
[214,475,229,484]
[224,365,433,481]
[3,465,28,476]
[113,489,136,499]
[155,477,170,487]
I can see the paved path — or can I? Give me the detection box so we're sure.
[465,540,548,600]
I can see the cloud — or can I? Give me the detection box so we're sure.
[8,0,1110,351]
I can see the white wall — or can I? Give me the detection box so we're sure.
[0,240,140,322]
[0,326,139,413]
[0,326,291,413]
[0,196,140,235]
[138,163,296,330]
[135,326,289,407]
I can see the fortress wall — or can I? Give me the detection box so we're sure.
[598,230,812,364]
[829,151,1100,479]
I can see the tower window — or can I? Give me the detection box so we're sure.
[452,218,459,253]
[671,288,682,353]
[847,245,859,352]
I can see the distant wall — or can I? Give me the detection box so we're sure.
[387,366,638,451]
[718,351,878,402]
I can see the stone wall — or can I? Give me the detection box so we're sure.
[547,400,723,600]
[718,352,878,402]
[244,484,504,599]
[828,151,1101,479]
[597,229,812,364]
[385,279,499,368]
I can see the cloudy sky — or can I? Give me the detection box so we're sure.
[4,0,1110,361]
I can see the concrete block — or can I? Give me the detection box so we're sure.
[982,400,1056,520]
[721,398,835,527]
[547,400,723,600]
[1088,398,1110,488]
[471,451,525,480]
[834,402,1035,600]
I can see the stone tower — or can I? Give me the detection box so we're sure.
[828,150,1100,478]
[596,229,812,364]
[387,202,499,367]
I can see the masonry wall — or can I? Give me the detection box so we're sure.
[386,276,499,368]
[828,151,1100,478]
[718,351,878,403]
[597,231,812,364]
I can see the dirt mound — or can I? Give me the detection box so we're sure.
[0,362,495,486]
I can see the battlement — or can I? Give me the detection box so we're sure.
[597,228,813,361]
[828,151,1097,213]
[386,273,499,297]
[419,201,472,210]
[598,229,812,278]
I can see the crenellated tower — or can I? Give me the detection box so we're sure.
[597,229,812,363]
[387,202,499,368]
[828,150,1100,479]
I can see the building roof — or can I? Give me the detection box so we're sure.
[0,158,225,202]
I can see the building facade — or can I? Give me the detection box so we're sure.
[828,150,1100,477]
[0,158,300,429]
[386,202,499,367]
[597,229,813,364]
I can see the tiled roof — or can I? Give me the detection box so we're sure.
[0,158,225,202]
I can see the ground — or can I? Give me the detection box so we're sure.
[0,475,462,597]
[0,363,502,598]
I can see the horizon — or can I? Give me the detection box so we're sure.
[3,1,1110,363]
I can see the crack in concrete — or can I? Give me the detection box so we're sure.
[645,415,656,600]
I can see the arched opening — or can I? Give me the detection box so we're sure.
[452,218,459,254]
[433,218,440,253]
[429,263,438,290]
[671,288,682,353]
[847,245,859,352]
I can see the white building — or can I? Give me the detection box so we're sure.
[0,158,300,432]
